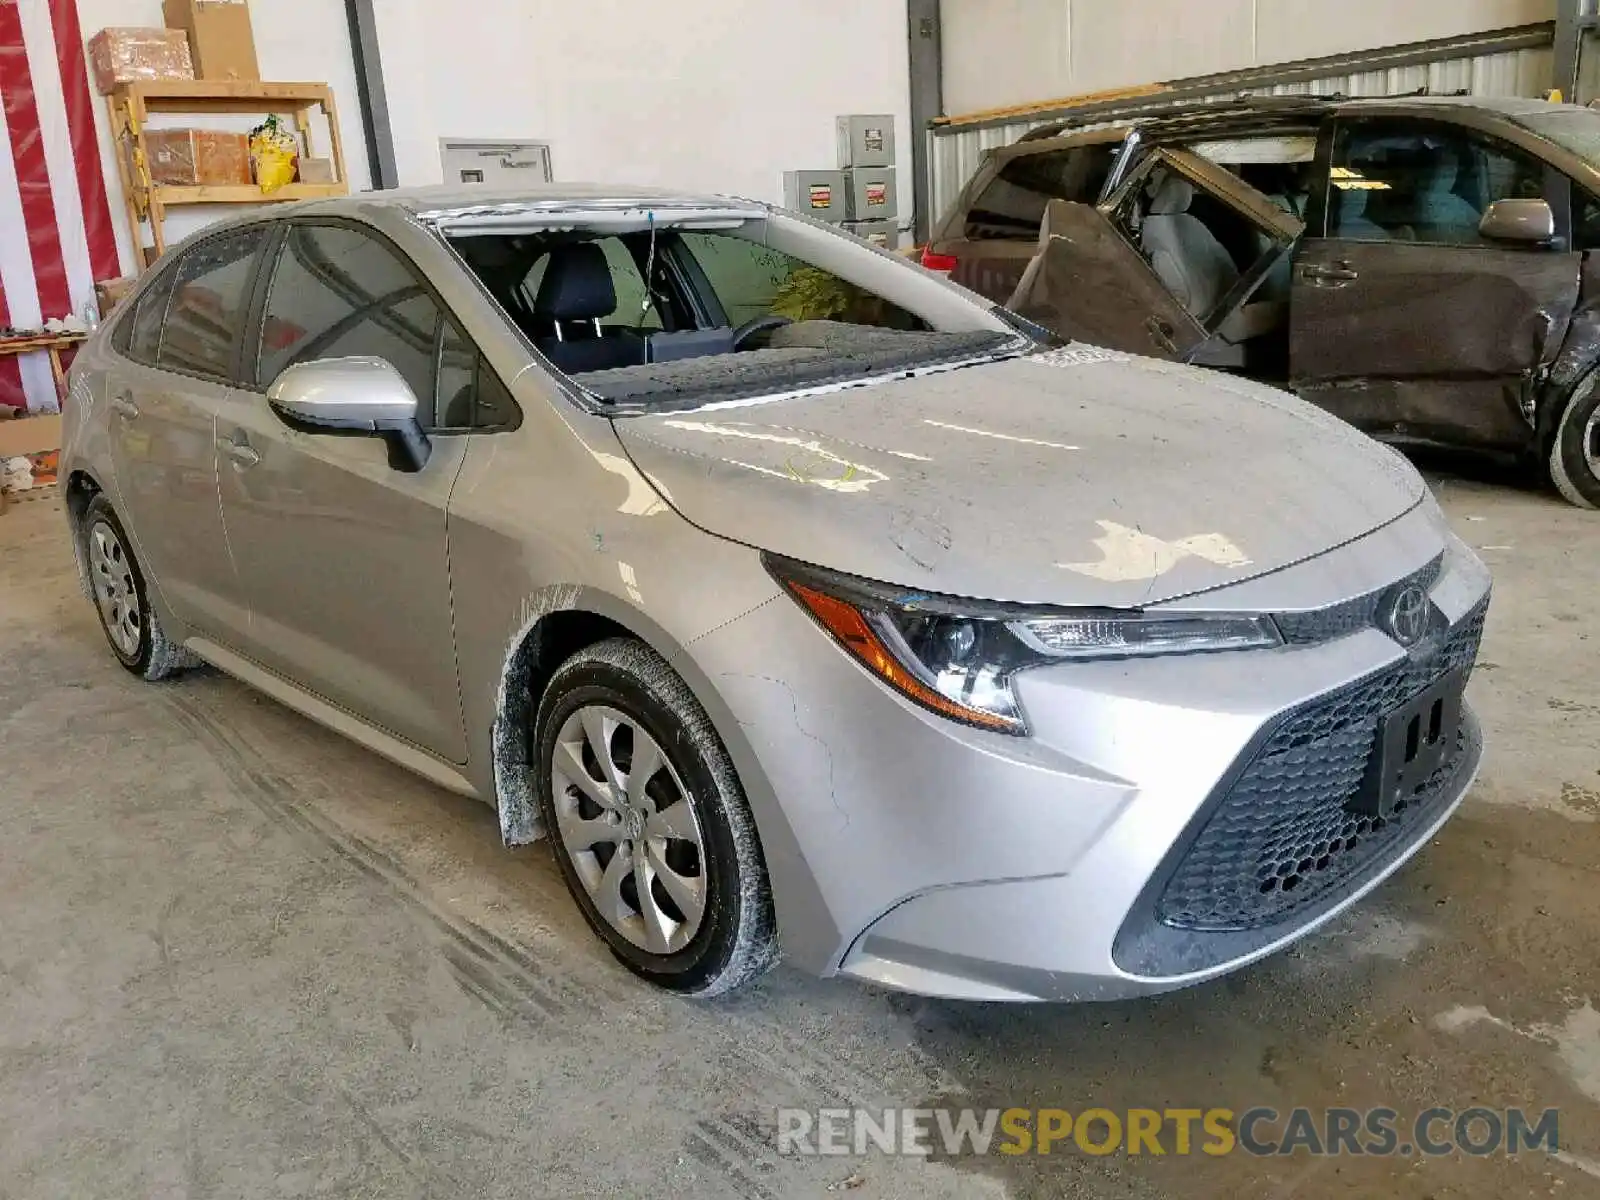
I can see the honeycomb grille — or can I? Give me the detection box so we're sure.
[1156,599,1487,933]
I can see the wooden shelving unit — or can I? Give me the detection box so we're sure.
[108,80,350,264]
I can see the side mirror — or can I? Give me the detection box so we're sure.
[1479,198,1556,246]
[267,356,431,472]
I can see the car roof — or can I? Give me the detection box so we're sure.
[350,181,744,214]
[193,181,748,228]
[1014,94,1593,154]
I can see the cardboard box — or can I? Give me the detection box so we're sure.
[163,0,259,83]
[0,414,62,460]
[146,129,252,186]
[88,28,195,94]
[297,157,336,185]
[95,277,140,316]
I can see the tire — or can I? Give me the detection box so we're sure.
[533,637,778,996]
[1548,376,1600,509]
[81,495,196,681]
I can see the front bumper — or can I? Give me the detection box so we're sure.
[691,502,1492,1001]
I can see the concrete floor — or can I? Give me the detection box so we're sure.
[2,466,1598,1200]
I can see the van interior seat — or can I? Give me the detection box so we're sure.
[1141,175,1240,318]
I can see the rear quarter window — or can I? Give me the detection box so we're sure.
[966,145,1115,239]
[157,225,271,380]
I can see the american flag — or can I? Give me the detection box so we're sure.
[0,0,122,413]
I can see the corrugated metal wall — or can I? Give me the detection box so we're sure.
[927,32,1555,225]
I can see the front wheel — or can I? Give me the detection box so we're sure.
[533,638,778,996]
[1549,377,1600,509]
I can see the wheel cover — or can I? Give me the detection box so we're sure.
[1585,409,1600,481]
[88,520,142,658]
[551,705,708,954]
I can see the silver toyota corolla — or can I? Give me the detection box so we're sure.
[60,184,1490,1001]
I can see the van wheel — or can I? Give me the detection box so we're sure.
[533,637,779,996]
[82,495,195,680]
[1549,377,1600,509]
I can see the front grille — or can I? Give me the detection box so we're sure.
[1273,555,1443,645]
[1156,599,1487,933]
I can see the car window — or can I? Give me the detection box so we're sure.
[1571,190,1600,252]
[965,145,1116,239]
[678,231,923,330]
[436,316,518,430]
[122,262,178,366]
[678,232,797,326]
[1329,121,1546,245]
[156,226,270,381]
[257,223,442,423]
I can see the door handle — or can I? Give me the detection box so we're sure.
[1301,262,1359,286]
[217,433,261,469]
[110,393,139,419]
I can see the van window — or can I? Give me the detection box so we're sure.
[1329,121,1546,244]
[966,145,1116,238]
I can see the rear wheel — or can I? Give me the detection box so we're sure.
[82,495,194,680]
[1549,377,1600,509]
[533,637,778,996]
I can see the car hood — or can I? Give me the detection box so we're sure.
[610,347,1425,607]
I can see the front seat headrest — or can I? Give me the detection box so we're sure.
[1148,175,1196,216]
[533,243,617,323]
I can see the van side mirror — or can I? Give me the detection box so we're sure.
[1479,198,1556,246]
[267,356,432,472]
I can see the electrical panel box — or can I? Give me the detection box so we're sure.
[440,140,552,186]
[843,220,899,250]
[844,167,897,222]
[783,170,847,222]
[837,114,895,169]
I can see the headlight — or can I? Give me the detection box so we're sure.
[766,555,1281,735]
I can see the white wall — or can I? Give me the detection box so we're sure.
[941,0,1556,116]
[372,0,911,213]
[77,0,371,270]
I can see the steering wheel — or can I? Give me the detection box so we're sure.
[732,314,792,350]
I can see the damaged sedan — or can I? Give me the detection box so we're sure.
[61,184,1489,1001]
[927,95,1600,508]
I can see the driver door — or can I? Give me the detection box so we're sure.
[1007,149,1302,362]
[215,220,470,762]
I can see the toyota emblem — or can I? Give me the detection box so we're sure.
[1382,584,1431,647]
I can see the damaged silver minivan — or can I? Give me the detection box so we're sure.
[61,184,1490,1000]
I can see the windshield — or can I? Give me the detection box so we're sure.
[1514,107,1600,165]
[447,212,1024,411]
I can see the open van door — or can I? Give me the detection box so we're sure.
[1008,149,1303,364]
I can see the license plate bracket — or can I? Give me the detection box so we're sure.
[1351,669,1465,819]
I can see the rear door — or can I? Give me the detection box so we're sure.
[1289,115,1581,449]
[1007,149,1301,360]
[216,219,475,762]
[105,225,270,643]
